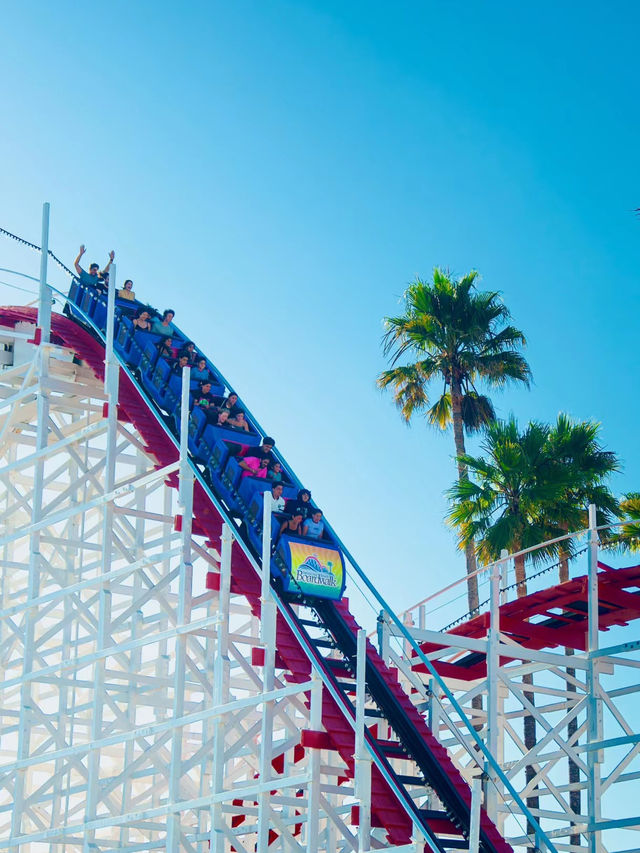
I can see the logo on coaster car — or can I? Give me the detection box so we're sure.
[297,555,337,587]
[285,541,345,600]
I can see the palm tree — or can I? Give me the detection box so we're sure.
[446,417,572,843]
[378,269,531,612]
[546,414,620,583]
[447,416,621,846]
[446,417,570,594]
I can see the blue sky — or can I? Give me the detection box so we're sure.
[1,0,639,619]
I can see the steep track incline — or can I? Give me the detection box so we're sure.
[0,306,513,853]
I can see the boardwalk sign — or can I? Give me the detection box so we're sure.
[287,541,345,600]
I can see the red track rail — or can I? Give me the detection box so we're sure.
[413,564,640,682]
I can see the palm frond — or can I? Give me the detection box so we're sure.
[447,414,619,583]
[472,351,532,387]
[612,493,640,552]
[461,392,496,432]
[426,393,452,429]
[376,365,431,423]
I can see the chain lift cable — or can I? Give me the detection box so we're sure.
[0,225,75,278]
[441,544,590,631]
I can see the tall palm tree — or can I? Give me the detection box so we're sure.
[446,417,572,843]
[378,269,531,612]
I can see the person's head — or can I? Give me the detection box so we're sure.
[123,279,133,291]
[234,410,245,423]
[262,437,275,452]
[164,337,173,348]
[89,263,99,275]
[217,409,229,424]
[226,392,238,406]
[311,510,323,523]
[298,489,311,503]
[272,483,283,498]
[291,512,304,526]
[137,309,150,321]
[178,355,188,367]
[197,358,207,370]
[200,381,212,393]
[162,309,175,322]
[259,457,270,469]
[271,461,282,473]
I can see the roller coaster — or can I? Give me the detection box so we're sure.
[0,206,637,853]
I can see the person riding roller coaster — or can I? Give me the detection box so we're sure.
[237,436,276,470]
[74,245,114,293]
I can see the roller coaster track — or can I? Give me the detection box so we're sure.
[0,302,522,852]
[413,563,640,682]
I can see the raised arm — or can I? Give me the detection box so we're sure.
[74,245,86,276]
[101,250,115,275]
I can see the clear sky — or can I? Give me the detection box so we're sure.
[1,0,640,622]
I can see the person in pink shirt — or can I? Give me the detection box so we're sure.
[240,455,269,479]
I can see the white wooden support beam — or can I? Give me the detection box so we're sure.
[469,776,483,853]
[37,202,51,344]
[211,522,232,852]
[166,368,194,852]
[306,672,323,853]
[258,489,277,849]
[10,318,51,838]
[355,628,372,851]
[586,504,602,853]
[377,610,390,664]
[84,272,119,853]
[485,551,505,823]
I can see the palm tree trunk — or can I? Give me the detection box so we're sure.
[451,382,479,613]
[515,553,527,598]
[523,670,538,850]
[567,672,581,847]
[560,544,581,846]
[450,383,484,729]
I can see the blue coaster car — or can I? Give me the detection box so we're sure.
[271,535,345,601]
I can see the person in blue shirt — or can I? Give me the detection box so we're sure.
[191,358,211,383]
[303,509,324,540]
[268,461,284,483]
[151,309,177,337]
[74,245,114,290]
